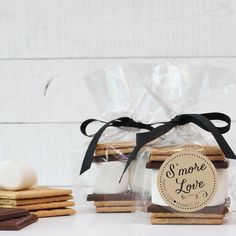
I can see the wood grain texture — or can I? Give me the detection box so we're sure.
[0,58,235,122]
[0,0,235,58]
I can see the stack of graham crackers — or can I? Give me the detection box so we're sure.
[87,192,136,213]
[0,187,76,218]
[148,145,227,162]
[93,142,135,158]
[148,204,229,225]
[146,144,229,225]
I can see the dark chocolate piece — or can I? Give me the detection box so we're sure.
[87,192,146,201]
[146,160,229,169]
[148,203,228,215]
[0,213,38,231]
[0,208,29,221]
[87,193,133,201]
[93,154,129,163]
[146,162,162,169]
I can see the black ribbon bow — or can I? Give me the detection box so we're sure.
[120,112,236,181]
[80,117,154,175]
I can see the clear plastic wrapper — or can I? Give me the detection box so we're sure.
[74,66,159,213]
[74,62,236,223]
[127,62,236,225]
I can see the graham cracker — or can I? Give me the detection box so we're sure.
[147,203,227,214]
[150,217,223,225]
[32,208,76,218]
[0,201,75,210]
[96,206,133,213]
[96,142,135,150]
[94,200,145,207]
[95,142,135,156]
[150,154,225,162]
[95,148,133,156]
[151,212,224,219]
[95,201,135,207]
[151,145,223,156]
[0,195,73,206]
[0,187,72,200]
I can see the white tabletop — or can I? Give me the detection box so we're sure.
[0,211,236,236]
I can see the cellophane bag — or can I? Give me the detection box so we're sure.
[74,66,160,212]
[127,62,236,225]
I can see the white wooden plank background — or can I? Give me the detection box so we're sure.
[0,0,236,58]
[0,0,236,185]
[0,58,235,123]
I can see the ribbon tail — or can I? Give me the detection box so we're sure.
[191,114,236,160]
[201,112,231,134]
[119,122,173,182]
[80,123,111,175]
[119,145,141,183]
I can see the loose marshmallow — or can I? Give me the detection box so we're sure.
[129,159,151,193]
[0,159,37,190]
[91,161,129,194]
[151,169,228,206]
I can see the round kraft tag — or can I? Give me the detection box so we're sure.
[157,151,218,212]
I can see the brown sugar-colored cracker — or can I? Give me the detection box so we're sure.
[96,142,135,150]
[95,148,134,156]
[151,145,223,156]
[32,208,76,218]
[95,201,135,207]
[0,201,75,210]
[150,217,223,225]
[96,206,132,213]
[0,195,73,206]
[95,142,136,156]
[150,154,225,162]
[151,212,224,219]
[0,187,72,200]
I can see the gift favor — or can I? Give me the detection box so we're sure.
[119,63,236,224]
[79,118,154,213]
[122,113,235,224]
[76,66,158,213]
[147,145,229,224]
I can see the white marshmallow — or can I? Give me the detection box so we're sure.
[0,159,37,190]
[208,169,228,206]
[151,169,228,206]
[129,159,151,193]
[91,161,129,194]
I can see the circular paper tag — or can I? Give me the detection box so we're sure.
[157,151,218,212]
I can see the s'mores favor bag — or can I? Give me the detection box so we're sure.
[76,66,159,212]
[80,120,152,213]
[120,63,236,224]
